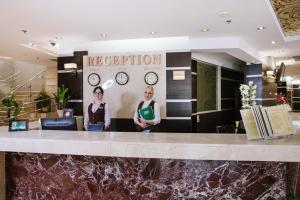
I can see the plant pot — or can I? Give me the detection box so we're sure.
[41,107,49,112]
[57,110,63,118]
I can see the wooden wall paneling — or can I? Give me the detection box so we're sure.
[166,70,192,99]
[166,102,192,117]
[58,72,83,99]
[166,52,191,67]
[160,119,192,132]
[221,67,244,81]
[196,110,236,133]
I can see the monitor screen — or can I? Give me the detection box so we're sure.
[9,120,29,132]
[41,117,77,131]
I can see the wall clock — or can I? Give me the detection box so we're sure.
[115,72,129,85]
[88,73,101,86]
[144,71,159,85]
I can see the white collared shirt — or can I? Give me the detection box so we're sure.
[84,101,111,128]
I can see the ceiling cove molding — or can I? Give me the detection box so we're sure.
[59,37,260,63]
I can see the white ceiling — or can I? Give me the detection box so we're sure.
[0,0,299,66]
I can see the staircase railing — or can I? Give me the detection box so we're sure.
[0,70,21,83]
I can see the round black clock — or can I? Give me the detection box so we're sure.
[144,71,159,85]
[115,72,129,85]
[88,73,101,86]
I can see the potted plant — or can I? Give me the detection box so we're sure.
[53,85,70,117]
[1,91,22,119]
[34,90,51,113]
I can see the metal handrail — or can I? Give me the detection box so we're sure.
[13,70,45,92]
[0,70,21,82]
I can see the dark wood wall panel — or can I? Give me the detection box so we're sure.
[262,100,277,107]
[221,80,238,98]
[109,119,192,133]
[110,119,136,132]
[194,110,236,133]
[294,89,300,96]
[58,72,83,99]
[192,101,197,113]
[161,119,192,132]
[68,102,83,116]
[192,75,197,99]
[166,102,191,117]
[221,99,235,109]
[166,52,191,67]
[191,60,197,72]
[221,68,244,81]
[293,103,300,110]
[166,69,192,99]
[57,51,88,116]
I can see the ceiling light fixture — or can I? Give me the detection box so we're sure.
[257,26,265,30]
[271,41,276,44]
[48,41,59,48]
[149,31,157,35]
[201,28,209,32]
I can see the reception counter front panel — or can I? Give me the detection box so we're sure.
[1,128,300,199]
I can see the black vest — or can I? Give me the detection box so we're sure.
[88,103,105,124]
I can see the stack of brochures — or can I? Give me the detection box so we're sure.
[240,105,295,140]
[139,107,154,120]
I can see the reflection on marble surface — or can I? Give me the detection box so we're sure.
[7,153,286,199]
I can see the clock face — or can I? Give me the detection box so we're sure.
[144,71,159,85]
[88,73,101,86]
[115,72,129,85]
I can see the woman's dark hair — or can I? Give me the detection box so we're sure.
[93,86,104,94]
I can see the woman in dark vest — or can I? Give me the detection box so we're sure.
[133,86,161,132]
[84,86,110,131]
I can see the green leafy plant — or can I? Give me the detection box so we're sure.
[1,91,22,118]
[34,90,51,112]
[52,85,70,110]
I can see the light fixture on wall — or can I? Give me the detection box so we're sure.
[64,63,77,70]
[64,63,78,77]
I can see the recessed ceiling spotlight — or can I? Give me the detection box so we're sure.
[201,28,209,32]
[49,41,59,48]
[271,41,276,44]
[21,29,28,34]
[149,31,157,35]
[55,36,63,40]
[257,26,265,30]
[100,33,108,38]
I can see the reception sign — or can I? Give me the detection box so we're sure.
[83,52,166,119]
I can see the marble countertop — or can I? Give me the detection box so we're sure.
[1,127,300,162]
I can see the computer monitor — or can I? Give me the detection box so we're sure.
[41,117,77,131]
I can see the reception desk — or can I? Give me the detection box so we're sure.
[1,128,300,199]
